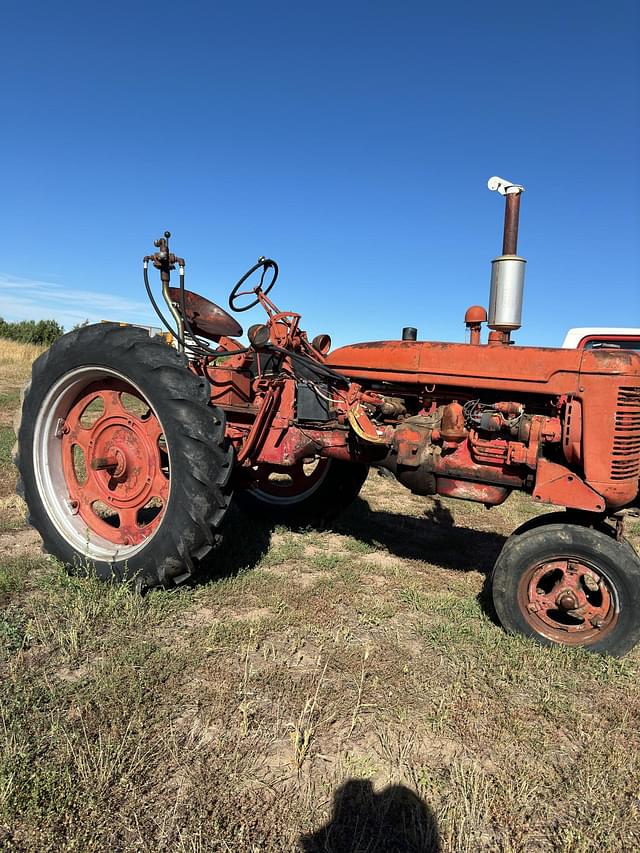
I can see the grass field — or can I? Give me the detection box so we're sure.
[1,337,639,852]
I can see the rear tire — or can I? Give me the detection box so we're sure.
[236,458,368,527]
[491,523,640,656]
[14,323,233,588]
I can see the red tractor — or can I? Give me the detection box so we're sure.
[14,177,640,656]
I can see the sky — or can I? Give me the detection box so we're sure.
[1,1,638,348]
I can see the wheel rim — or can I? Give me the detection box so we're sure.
[517,556,619,645]
[33,367,170,561]
[250,458,331,506]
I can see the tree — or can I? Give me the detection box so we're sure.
[0,317,64,346]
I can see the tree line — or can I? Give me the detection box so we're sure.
[0,317,65,346]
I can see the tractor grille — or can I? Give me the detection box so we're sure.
[611,387,640,480]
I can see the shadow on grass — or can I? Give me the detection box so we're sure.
[196,503,274,584]
[199,496,506,584]
[299,778,440,853]
[195,496,505,624]
[331,497,506,576]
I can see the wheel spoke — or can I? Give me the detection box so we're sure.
[64,405,84,433]
[115,507,146,545]
[70,476,104,506]
[101,389,125,419]
[118,506,138,528]
[141,414,163,446]
[81,485,105,507]
[157,477,169,501]
[527,593,558,615]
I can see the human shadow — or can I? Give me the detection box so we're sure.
[299,778,440,853]
[331,496,506,576]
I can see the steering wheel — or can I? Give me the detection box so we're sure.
[229,257,279,313]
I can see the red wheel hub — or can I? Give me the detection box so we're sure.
[60,380,169,547]
[518,558,617,645]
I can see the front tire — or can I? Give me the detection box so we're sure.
[491,523,640,656]
[14,323,233,588]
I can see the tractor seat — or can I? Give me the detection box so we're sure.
[167,287,243,340]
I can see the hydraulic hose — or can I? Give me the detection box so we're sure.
[143,261,182,342]
[264,343,349,384]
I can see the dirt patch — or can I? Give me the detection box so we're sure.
[362,572,392,589]
[0,408,16,427]
[227,605,273,622]
[361,551,402,570]
[179,605,221,628]
[56,664,91,683]
[0,527,41,558]
[262,561,332,588]
[180,604,273,629]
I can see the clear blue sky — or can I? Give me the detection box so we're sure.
[1,1,638,347]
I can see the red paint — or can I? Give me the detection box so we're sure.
[61,380,168,546]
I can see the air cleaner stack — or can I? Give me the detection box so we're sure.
[487,176,526,340]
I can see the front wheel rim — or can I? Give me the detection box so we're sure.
[32,366,170,561]
[517,556,619,645]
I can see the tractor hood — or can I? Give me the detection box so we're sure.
[325,340,640,396]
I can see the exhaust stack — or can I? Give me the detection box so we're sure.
[487,177,526,339]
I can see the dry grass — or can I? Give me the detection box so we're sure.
[0,340,44,398]
[1,339,640,851]
[0,340,44,442]
[0,339,45,365]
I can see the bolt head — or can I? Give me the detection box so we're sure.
[557,592,578,612]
